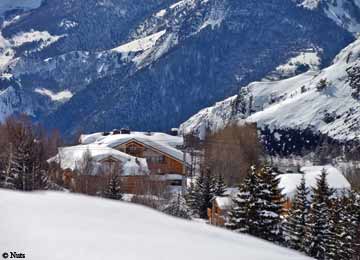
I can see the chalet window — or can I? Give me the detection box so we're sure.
[126,145,143,156]
[147,155,165,164]
[169,180,182,186]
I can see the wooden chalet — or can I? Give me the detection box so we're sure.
[111,138,187,188]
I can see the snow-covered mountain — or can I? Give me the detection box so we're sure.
[296,0,360,34]
[0,0,358,136]
[0,189,311,260]
[180,37,360,142]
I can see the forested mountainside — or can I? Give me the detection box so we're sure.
[180,36,360,155]
[0,0,359,136]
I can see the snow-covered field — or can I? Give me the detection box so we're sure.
[0,190,311,260]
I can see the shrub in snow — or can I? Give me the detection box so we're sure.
[103,173,123,200]
[316,79,328,91]
[346,65,360,100]
[162,193,191,220]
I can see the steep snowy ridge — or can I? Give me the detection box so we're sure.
[180,38,360,141]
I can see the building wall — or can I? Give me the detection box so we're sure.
[115,141,184,175]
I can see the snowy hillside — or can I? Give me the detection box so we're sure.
[180,37,360,141]
[0,190,310,260]
[0,0,355,136]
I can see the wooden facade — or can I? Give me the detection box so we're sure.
[114,140,185,176]
[208,197,232,227]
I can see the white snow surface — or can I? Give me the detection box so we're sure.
[0,190,311,260]
[274,50,321,78]
[34,88,73,102]
[179,95,245,139]
[0,29,64,72]
[279,165,351,198]
[181,38,360,141]
[298,0,320,10]
[50,144,149,176]
[112,30,166,53]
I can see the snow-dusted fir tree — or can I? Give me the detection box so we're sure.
[185,180,199,217]
[226,166,259,233]
[103,174,122,200]
[352,191,360,258]
[304,168,334,259]
[163,193,191,219]
[197,168,216,219]
[103,164,123,200]
[214,174,227,197]
[283,175,309,252]
[326,197,342,260]
[255,165,283,243]
[341,190,360,259]
[268,167,285,243]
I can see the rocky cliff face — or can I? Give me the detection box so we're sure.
[0,0,356,136]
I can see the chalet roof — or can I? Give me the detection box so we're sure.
[80,131,183,148]
[214,197,233,210]
[278,165,351,198]
[80,131,188,163]
[212,188,239,210]
[49,144,149,176]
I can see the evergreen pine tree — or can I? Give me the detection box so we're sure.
[197,168,216,219]
[326,197,342,260]
[103,173,123,200]
[226,166,259,233]
[345,191,360,259]
[353,192,360,259]
[163,193,191,219]
[284,175,310,252]
[304,168,334,259]
[268,167,285,243]
[255,165,283,243]
[185,180,199,217]
[214,174,227,197]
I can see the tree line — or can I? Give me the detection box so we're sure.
[183,165,360,260]
[0,115,63,191]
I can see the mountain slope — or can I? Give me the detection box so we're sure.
[0,0,357,136]
[0,189,310,260]
[180,37,360,141]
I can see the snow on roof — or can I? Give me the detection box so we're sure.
[80,131,187,163]
[50,144,149,176]
[0,190,311,260]
[279,165,351,198]
[80,131,183,147]
[215,197,233,210]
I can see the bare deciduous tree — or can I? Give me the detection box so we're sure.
[202,123,263,185]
